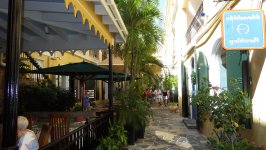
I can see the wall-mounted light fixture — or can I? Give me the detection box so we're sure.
[200,12,205,18]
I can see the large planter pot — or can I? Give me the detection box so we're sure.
[125,125,135,145]
[168,104,178,113]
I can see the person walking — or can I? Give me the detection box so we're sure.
[83,92,90,111]
[157,88,163,106]
[163,89,168,106]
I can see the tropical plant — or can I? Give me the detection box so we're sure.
[19,57,31,73]
[113,0,161,145]
[71,102,83,112]
[19,84,75,112]
[90,101,96,108]
[191,78,212,123]
[208,137,264,150]
[163,75,178,90]
[190,71,196,85]
[114,0,163,79]
[97,122,127,150]
[140,55,163,87]
[115,81,152,130]
[192,78,254,149]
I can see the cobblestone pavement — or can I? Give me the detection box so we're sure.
[126,106,210,150]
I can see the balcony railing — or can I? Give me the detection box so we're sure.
[39,112,111,150]
[185,3,204,44]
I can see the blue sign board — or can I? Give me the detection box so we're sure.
[222,10,266,50]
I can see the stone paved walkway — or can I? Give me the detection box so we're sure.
[126,106,210,150]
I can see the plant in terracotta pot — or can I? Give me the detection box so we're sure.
[71,102,84,122]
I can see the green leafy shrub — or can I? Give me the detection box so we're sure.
[97,122,127,150]
[90,101,96,108]
[115,81,152,130]
[190,71,196,85]
[71,102,82,112]
[208,137,264,150]
[192,78,257,149]
[19,85,75,112]
[163,75,178,90]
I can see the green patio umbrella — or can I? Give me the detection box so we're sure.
[24,62,133,81]
[91,72,130,81]
[25,62,109,76]
[24,62,112,109]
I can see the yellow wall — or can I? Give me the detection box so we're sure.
[29,51,103,100]
[98,80,103,100]
[30,51,91,68]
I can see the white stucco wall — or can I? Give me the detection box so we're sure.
[175,0,266,147]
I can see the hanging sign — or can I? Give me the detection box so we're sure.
[222,9,266,50]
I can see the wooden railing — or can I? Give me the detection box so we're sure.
[185,3,204,44]
[39,113,111,150]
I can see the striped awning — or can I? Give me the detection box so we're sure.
[0,0,127,54]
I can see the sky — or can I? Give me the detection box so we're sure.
[159,0,167,15]
[158,0,167,28]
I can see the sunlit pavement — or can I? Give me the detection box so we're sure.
[126,105,210,150]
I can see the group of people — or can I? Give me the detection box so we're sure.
[144,88,170,106]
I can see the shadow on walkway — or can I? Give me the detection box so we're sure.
[126,106,210,150]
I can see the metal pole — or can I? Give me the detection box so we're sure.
[3,0,23,149]
[108,45,113,114]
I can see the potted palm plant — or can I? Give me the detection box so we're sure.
[115,81,152,145]
[97,122,127,150]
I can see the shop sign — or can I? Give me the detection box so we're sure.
[222,9,266,50]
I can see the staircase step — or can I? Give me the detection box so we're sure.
[183,118,197,129]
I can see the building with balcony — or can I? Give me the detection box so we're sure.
[167,0,266,147]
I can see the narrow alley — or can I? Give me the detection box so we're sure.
[127,106,210,150]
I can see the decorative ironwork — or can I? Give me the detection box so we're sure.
[39,113,111,150]
[20,52,55,85]
[185,3,204,44]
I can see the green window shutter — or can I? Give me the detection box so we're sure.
[197,51,209,89]
[181,61,189,117]
[226,50,251,128]
[226,51,249,91]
